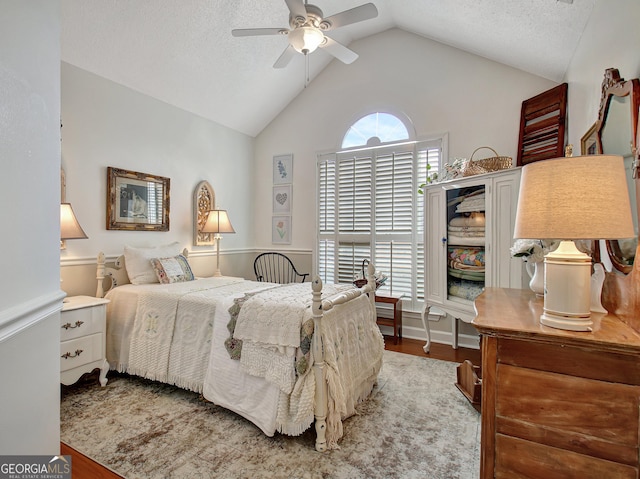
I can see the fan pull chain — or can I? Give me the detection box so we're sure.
[304,53,310,88]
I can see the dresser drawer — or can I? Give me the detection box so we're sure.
[495,434,638,479]
[496,363,640,465]
[60,333,104,373]
[60,304,106,341]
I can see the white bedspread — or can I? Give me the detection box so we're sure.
[104,277,384,445]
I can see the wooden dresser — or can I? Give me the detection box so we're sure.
[473,287,640,479]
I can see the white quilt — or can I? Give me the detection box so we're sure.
[104,277,384,445]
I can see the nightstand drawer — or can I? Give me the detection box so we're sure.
[60,333,104,372]
[60,304,106,341]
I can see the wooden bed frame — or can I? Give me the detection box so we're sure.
[95,251,377,452]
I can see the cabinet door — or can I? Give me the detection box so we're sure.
[490,169,522,288]
[425,186,445,305]
[444,179,487,308]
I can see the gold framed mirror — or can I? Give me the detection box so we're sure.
[595,68,640,274]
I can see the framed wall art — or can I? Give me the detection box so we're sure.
[273,154,293,184]
[273,184,292,214]
[107,167,170,231]
[272,216,291,244]
[580,122,598,155]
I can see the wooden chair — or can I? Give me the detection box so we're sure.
[254,252,308,284]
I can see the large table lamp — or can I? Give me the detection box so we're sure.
[60,203,88,300]
[513,155,634,331]
[60,202,88,245]
[201,209,235,277]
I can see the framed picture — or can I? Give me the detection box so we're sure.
[273,154,293,184]
[581,122,598,155]
[273,185,292,214]
[272,216,291,244]
[107,167,170,231]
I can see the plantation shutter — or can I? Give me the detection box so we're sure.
[336,153,372,284]
[517,83,568,166]
[318,154,337,283]
[317,138,442,310]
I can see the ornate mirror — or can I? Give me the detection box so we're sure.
[595,68,640,273]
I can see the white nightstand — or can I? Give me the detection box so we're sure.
[60,295,110,387]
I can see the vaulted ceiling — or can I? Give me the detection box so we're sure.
[61,0,596,137]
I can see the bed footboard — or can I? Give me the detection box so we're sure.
[311,261,376,452]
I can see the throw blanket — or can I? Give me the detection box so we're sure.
[233,282,353,394]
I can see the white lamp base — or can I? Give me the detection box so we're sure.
[540,312,592,331]
[214,234,223,277]
[541,240,593,332]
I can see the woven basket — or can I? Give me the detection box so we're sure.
[462,147,512,177]
[353,259,385,290]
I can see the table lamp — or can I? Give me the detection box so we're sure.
[201,209,235,277]
[60,203,88,300]
[513,155,634,331]
[60,202,88,246]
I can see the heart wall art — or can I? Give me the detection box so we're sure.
[273,184,292,214]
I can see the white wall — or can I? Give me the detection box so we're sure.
[254,28,556,345]
[0,0,62,454]
[564,0,640,148]
[60,63,255,293]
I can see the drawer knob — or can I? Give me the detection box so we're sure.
[61,349,83,359]
[61,320,84,330]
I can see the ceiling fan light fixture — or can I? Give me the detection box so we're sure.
[288,26,324,54]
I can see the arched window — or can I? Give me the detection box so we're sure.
[319,111,444,312]
[342,112,410,149]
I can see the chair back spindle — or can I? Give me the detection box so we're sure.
[254,252,308,284]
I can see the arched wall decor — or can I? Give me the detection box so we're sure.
[193,180,216,245]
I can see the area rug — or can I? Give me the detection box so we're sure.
[60,350,480,479]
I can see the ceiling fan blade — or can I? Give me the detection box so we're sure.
[273,44,297,69]
[285,0,307,23]
[232,28,287,37]
[321,3,378,30]
[320,36,358,64]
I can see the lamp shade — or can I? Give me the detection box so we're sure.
[288,26,324,54]
[514,155,634,240]
[201,209,235,234]
[60,203,88,240]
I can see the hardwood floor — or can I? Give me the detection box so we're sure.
[61,336,480,478]
[60,442,125,479]
[384,336,481,364]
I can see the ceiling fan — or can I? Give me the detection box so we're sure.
[232,0,378,69]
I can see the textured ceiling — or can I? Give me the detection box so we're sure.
[61,0,596,137]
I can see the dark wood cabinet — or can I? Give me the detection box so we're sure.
[473,288,640,479]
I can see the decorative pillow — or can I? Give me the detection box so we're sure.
[150,254,195,284]
[124,242,182,284]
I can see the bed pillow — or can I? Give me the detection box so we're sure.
[124,242,182,284]
[150,254,195,284]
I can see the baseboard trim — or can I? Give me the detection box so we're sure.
[377,323,480,350]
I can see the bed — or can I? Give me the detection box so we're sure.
[95,243,384,451]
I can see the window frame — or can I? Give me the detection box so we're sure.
[316,134,447,312]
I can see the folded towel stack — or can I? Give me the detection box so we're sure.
[447,212,486,247]
[446,190,486,302]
